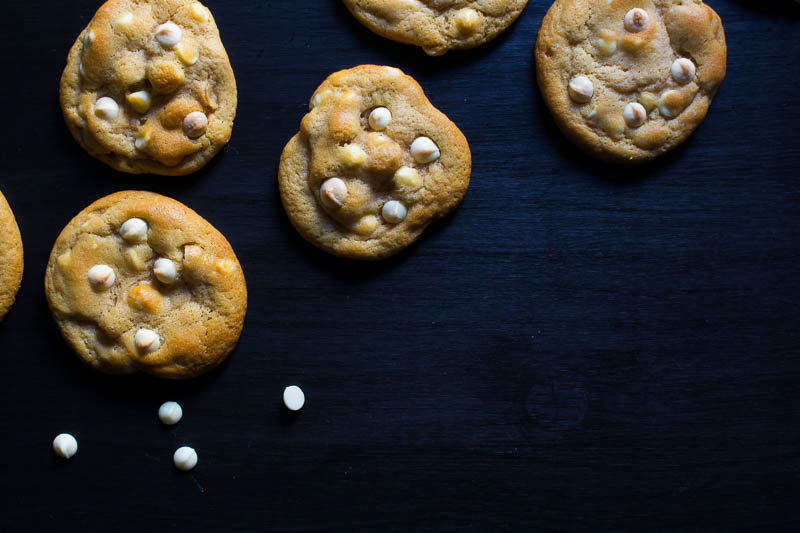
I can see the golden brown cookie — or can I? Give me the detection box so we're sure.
[44,191,247,379]
[535,0,726,163]
[60,0,237,175]
[343,0,528,56]
[279,65,471,260]
[0,191,23,321]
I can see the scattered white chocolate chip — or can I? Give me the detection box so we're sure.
[134,328,161,353]
[52,433,78,459]
[341,144,367,166]
[155,22,182,48]
[624,8,649,32]
[158,401,183,425]
[115,12,133,26]
[623,102,647,128]
[381,200,407,224]
[320,178,347,209]
[120,218,148,243]
[368,107,392,131]
[671,58,696,85]
[189,3,209,23]
[183,111,208,138]
[94,97,119,120]
[87,265,116,290]
[410,137,440,164]
[126,91,151,114]
[153,258,179,284]
[173,446,197,471]
[283,385,305,411]
[455,8,480,34]
[393,166,423,191]
[568,76,594,104]
[175,41,199,66]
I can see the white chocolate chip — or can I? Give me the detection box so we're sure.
[283,385,305,411]
[671,58,696,84]
[134,134,150,150]
[94,97,119,120]
[83,30,95,46]
[355,215,379,236]
[393,166,423,191]
[381,200,407,224]
[155,22,182,48]
[368,107,392,131]
[183,111,208,138]
[158,401,183,425]
[79,63,86,78]
[189,3,209,23]
[624,8,649,32]
[410,137,440,164]
[115,12,133,26]
[320,178,347,209]
[134,328,161,353]
[52,433,78,459]
[568,76,594,104]
[120,218,148,243]
[175,41,199,66]
[173,446,197,471]
[126,91,151,114]
[658,90,679,118]
[341,144,367,166]
[87,265,116,290]
[153,258,179,284]
[623,102,647,128]
[455,8,480,34]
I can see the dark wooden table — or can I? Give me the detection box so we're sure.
[2,1,799,531]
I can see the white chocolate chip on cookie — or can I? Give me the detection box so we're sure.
[671,58,696,85]
[455,8,480,35]
[393,166,423,191]
[623,102,647,128]
[183,111,208,138]
[382,200,407,224]
[134,328,161,353]
[568,76,594,104]
[624,8,649,33]
[410,137,440,164]
[153,258,179,285]
[94,97,119,120]
[120,218,148,243]
[175,41,200,66]
[155,22,182,48]
[355,215,379,236]
[595,29,617,56]
[83,29,95,46]
[368,107,392,131]
[126,91,151,114]
[115,12,133,27]
[341,144,367,167]
[189,3,209,23]
[320,178,347,209]
[87,265,116,290]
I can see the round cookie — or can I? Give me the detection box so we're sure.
[60,0,237,175]
[343,0,528,56]
[535,0,726,163]
[278,65,471,260]
[44,191,247,379]
[0,191,23,321]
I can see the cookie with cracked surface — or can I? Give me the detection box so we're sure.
[0,191,23,321]
[60,0,237,175]
[279,65,471,260]
[44,191,247,379]
[535,0,726,163]
[343,0,528,56]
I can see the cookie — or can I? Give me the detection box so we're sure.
[0,191,24,321]
[343,0,528,56]
[60,0,237,175]
[278,65,471,260]
[44,191,247,379]
[535,0,726,163]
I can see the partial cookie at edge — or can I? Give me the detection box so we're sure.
[0,191,24,321]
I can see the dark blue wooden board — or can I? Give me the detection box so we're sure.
[1,0,799,531]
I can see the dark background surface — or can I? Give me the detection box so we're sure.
[1,0,799,531]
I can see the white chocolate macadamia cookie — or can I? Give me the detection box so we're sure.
[45,191,247,379]
[278,65,471,260]
[343,0,529,56]
[60,0,237,175]
[535,0,727,162]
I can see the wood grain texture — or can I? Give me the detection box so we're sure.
[1,0,799,531]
